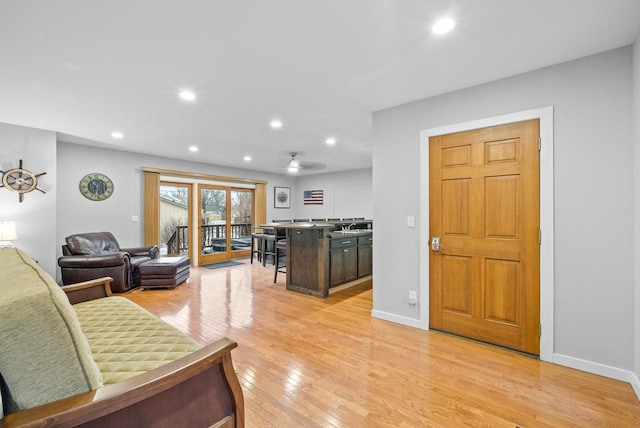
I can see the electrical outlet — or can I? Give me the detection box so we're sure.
[409,290,417,305]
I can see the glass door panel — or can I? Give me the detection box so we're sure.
[198,185,254,265]
[199,186,228,264]
[159,183,191,259]
[230,189,253,254]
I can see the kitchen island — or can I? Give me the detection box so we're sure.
[265,222,372,298]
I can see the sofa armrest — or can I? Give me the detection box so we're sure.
[0,337,244,428]
[62,277,113,304]
[121,245,160,259]
[58,252,131,268]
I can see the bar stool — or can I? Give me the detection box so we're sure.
[274,240,286,282]
[261,234,277,266]
[250,232,266,264]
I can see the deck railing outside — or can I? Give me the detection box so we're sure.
[166,223,251,255]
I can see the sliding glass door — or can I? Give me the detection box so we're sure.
[198,185,253,265]
[144,169,266,262]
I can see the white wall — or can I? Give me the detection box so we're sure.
[289,169,372,221]
[373,47,635,373]
[633,31,640,396]
[0,123,57,275]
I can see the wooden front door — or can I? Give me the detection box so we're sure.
[429,119,540,355]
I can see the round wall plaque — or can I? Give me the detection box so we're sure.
[79,173,114,201]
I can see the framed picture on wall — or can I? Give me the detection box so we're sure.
[274,186,291,208]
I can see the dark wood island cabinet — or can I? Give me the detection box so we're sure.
[357,234,373,278]
[264,221,372,298]
[330,236,358,287]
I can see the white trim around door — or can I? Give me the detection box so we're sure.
[419,106,554,363]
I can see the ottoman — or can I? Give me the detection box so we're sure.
[139,256,190,289]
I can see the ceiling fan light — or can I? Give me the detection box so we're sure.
[270,119,283,129]
[432,18,455,34]
[288,166,299,173]
[179,90,197,101]
[289,159,300,168]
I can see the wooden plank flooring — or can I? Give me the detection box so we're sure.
[125,261,640,427]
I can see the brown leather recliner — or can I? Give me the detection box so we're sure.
[58,232,160,293]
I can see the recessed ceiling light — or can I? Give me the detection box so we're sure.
[432,18,455,34]
[270,119,283,129]
[189,146,198,152]
[244,155,252,161]
[326,137,336,145]
[111,131,123,139]
[179,90,197,101]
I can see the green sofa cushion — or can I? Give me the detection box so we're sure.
[0,248,103,413]
[73,296,202,384]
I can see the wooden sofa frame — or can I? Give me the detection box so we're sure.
[0,277,244,428]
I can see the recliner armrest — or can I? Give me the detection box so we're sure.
[58,252,131,268]
[121,245,160,259]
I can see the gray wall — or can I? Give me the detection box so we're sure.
[0,122,57,275]
[372,47,635,372]
[56,142,296,255]
[633,31,640,394]
[56,143,372,273]
[290,168,372,221]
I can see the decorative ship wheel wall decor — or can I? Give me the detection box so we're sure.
[0,159,47,203]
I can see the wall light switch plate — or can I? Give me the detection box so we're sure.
[407,216,415,227]
[131,215,139,222]
[409,290,417,304]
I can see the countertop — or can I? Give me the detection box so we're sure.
[328,229,373,238]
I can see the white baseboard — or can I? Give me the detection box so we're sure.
[554,353,640,402]
[631,372,640,401]
[371,309,423,329]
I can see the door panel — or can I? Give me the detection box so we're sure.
[442,255,471,314]
[159,183,192,260]
[429,119,540,355]
[485,175,519,238]
[484,259,519,324]
[230,189,253,255]
[442,179,470,235]
[200,186,228,264]
[198,186,253,265]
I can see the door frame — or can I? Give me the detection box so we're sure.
[419,106,554,362]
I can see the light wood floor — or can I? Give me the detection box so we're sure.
[125,261,640,427]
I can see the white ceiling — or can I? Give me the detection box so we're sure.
[1,1,639,175]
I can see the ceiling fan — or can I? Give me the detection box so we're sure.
[283,151,326,174]
[287,152,301,173]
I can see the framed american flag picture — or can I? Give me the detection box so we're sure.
[303,190,323,205]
